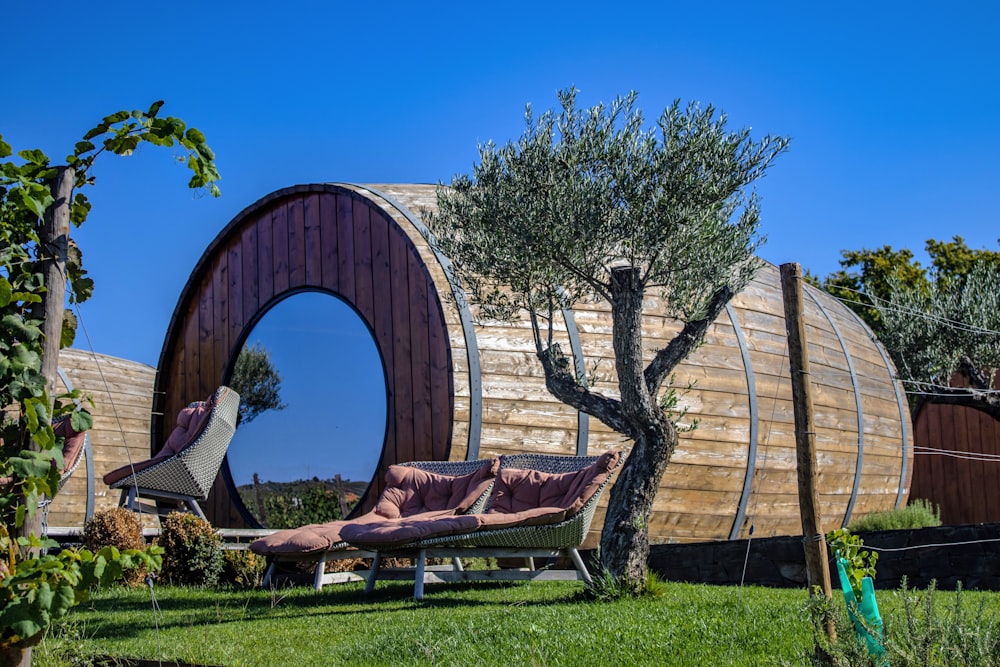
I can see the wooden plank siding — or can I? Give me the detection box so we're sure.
[47,349,157,529]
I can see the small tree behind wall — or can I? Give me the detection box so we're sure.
[429,88,788,592]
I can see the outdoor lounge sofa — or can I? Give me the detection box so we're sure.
[250,458,500,590]
[341,451,623,600]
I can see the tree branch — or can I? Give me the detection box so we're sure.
[922,387,1000,422]
[959,355,992,391]
[537,344,633,437]
[644,285,734,396]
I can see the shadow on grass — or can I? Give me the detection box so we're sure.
[79,579,587,642]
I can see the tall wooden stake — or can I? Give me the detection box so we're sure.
[780,262,835,642]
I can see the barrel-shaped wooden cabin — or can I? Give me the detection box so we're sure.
[46,348,156,528]
[152,183,912,545]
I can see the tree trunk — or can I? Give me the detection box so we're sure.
[20,166,75,548]
[597,267,676,592]
[39,166,75,404]
[0,645,30,667]
[599,426,675,590]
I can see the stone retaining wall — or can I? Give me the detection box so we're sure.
[648,523,1000,591]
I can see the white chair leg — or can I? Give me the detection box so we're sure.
[414,549,427,601]
[452,557,464,572]
[364,553,382,594]
[186,497,207,520]
[262,561,276,588]
[314,554,328,591]
[567,548,592,584]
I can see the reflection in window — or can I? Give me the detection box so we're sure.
[226,292,387,528]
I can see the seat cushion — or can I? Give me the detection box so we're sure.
[488,451,621,517]
[340,511,483,548]
[250,512,386,556]
[373,458,499,519]
[477,506,568,529]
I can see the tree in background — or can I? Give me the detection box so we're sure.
[820,236,1000,419]
[430,88,788,592]
[230,341,287,426]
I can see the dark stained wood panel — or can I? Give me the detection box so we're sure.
[155,185,454,527]
[319,193,339,291]
[911,399,1000,525]
[287,195,306,289]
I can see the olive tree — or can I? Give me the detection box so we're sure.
[876,260,1000,419]
[230,341,287,426]
[429,88,788,591]
[821,237,1000,419]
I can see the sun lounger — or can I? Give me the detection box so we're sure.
[342,451,622,600]
[250,458,499,590]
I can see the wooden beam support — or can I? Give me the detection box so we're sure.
[780,262,835,641]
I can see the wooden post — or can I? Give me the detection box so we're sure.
[39,166,76,403]
[780,262,835,641]
[335,474,349,519]
[252,472,267,522]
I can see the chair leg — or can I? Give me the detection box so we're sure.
[451,557,464,572]
[119,488,136,510]
[185,498,207,521]
[314,553,328,591]
[364,553,382,594]
[566,548,592,584]
[262,560,276,588]
[414,549,427,601]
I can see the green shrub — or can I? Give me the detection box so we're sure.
[846,498,942,533]
[811,578,1000,666]
[81,508,146,587]
[157,512,224,587]
[221,549,266,589]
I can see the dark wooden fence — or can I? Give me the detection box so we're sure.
[910,401,1000,525]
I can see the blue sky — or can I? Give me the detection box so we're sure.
[5,1,999,487]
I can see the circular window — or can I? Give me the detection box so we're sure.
[225,291,387,528]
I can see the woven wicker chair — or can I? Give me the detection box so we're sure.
[360,451,623,600]
[255,458,498,590]
[105,386,239,520]
[38,414,92,534]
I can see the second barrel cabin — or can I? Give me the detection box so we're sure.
[153,183,912,545]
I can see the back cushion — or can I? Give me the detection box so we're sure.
[489,451,621,516]
[53,417,87,475]
[158,398,213,459]
[374,459,499,519]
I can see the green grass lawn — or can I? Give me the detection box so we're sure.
[34,580,1000,666]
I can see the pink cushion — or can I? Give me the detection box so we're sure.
[340,511,483,548]
[103,392,216,486]
[477,506,568,529]
[373,459,499,519]
[53,417,87,476]
[249,459,499,556]
[250,513,385,556]
[488,451,621,517]
[160,401,212,458]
